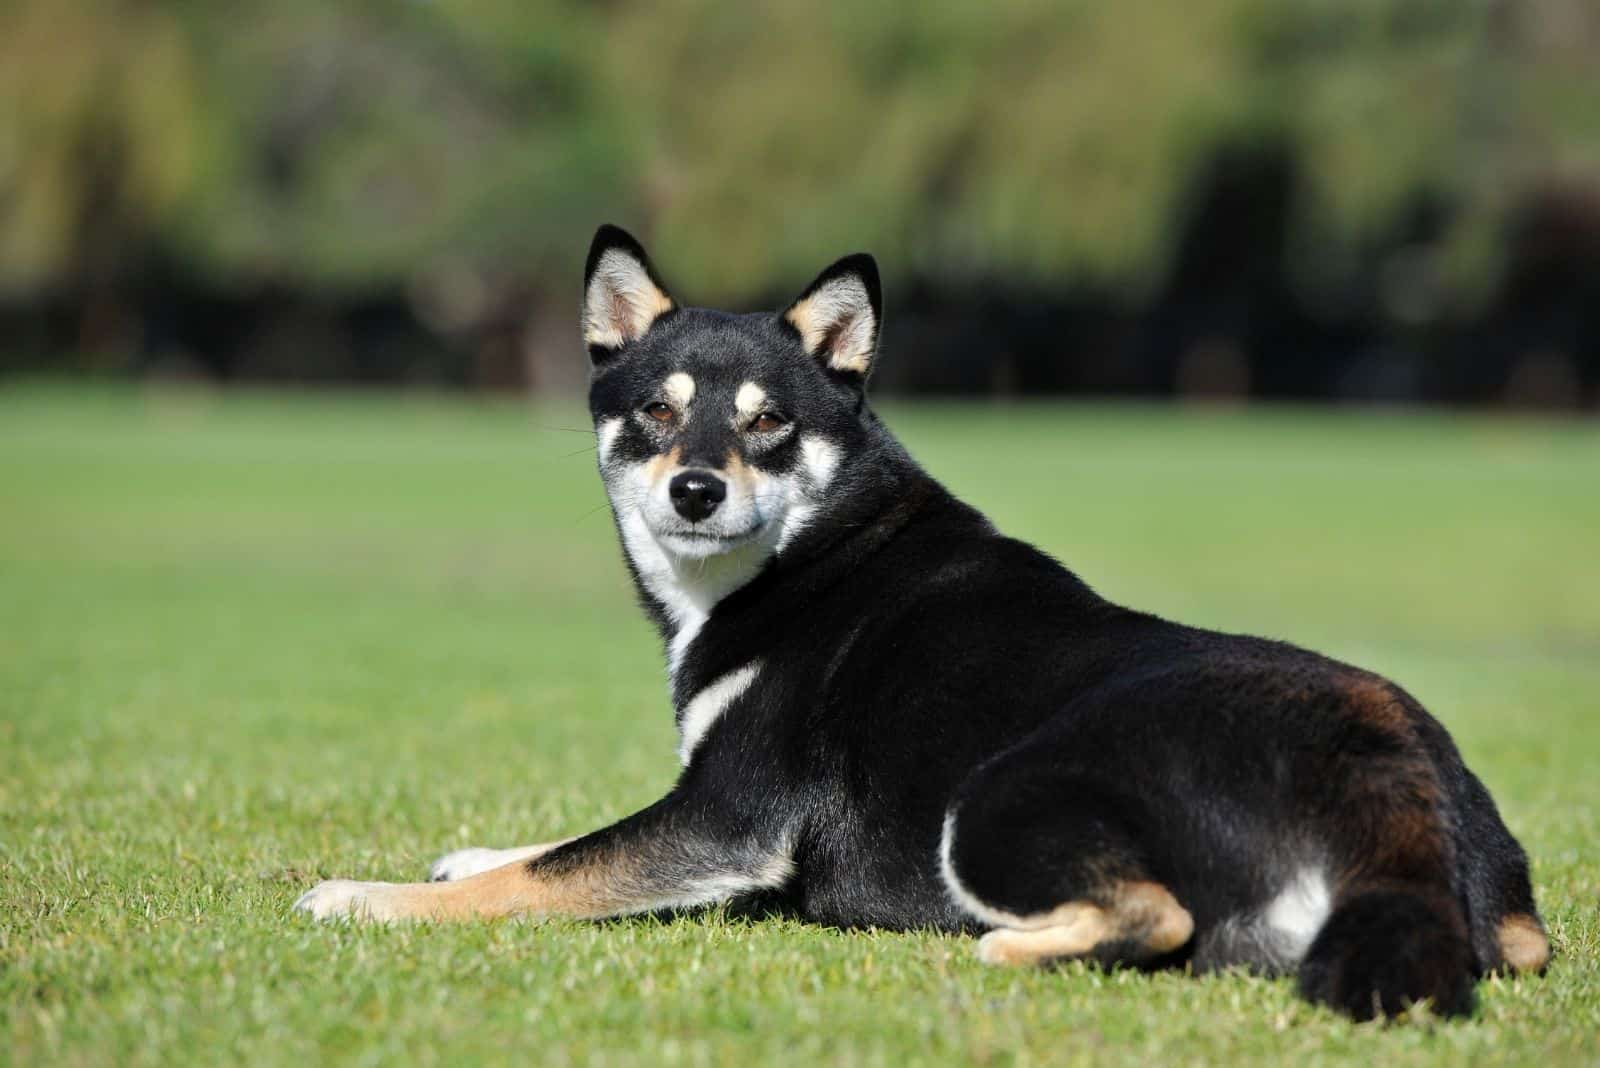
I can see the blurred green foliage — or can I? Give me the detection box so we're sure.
[2,0,1598,305]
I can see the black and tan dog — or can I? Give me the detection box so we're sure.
[296,225,1549,1020]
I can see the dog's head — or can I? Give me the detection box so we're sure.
[583,225,882,578]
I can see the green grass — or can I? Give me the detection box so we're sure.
[2,383,1597,1066]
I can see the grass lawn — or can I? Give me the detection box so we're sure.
[2,382,1597,1066]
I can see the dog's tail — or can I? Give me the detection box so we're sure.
[1296,880,1475,1020]
[1292,677,1480,1020]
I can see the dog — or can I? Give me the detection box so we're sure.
[296,224,1550,1020]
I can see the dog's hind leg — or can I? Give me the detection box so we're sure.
[965,881,1193,968]
[1451,768,1549,976]
[939,759,1193,969]
[295,798,792,923]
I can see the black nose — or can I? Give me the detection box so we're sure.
[669,470,727,522]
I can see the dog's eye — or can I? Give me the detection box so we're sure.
[749,411,787,433]
[642,402,675,424]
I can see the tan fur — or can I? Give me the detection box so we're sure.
[977,906,1108,964]
[644,445,684,490]
[1117,881,1197,952]
[723,450,756,497]
[1341,675,1413,737]
[976,881,1194,966]
[1496,913,1551,973]
[321,851,645,922]
[1325,675,1454,891]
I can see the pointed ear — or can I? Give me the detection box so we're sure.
[582,224,676,360]
[782,253,881,378]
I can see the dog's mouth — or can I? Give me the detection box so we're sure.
[654,523,767,556]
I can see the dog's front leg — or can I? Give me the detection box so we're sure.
[293,797,792,923]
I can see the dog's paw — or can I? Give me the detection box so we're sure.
[428,847,519,882]
[294,879,401,922]
[976,928,1032,966]
[428,841,570,881]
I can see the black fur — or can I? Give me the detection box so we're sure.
[567,225,1546,1020]
[1298,889,1476,1019]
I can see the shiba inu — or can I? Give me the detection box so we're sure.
[296,224,1549,1020]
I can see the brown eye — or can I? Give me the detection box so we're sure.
[750,411,787,433]
[643,402,675,424]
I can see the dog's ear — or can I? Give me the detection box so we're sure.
[782,253,881,380]
[582,224,676,361]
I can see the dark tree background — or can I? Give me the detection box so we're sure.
[2,0,1597,405]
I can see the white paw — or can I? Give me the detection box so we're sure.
[428,841,570,881]
[429,847,513,882]
[293,879,400,921]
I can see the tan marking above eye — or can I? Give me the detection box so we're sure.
[663,372,696,411]
[734,381,768,422]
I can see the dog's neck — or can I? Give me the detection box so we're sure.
[612,506,781,682]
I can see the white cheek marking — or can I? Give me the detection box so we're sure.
[1262,867,1331,961]
[615,504,703,636]
[774,434,843,552]
[678,661,761,765]
[664,372,695,420]
[595,418,622,465]
[799,435,841,488]
[734,381,767,422]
